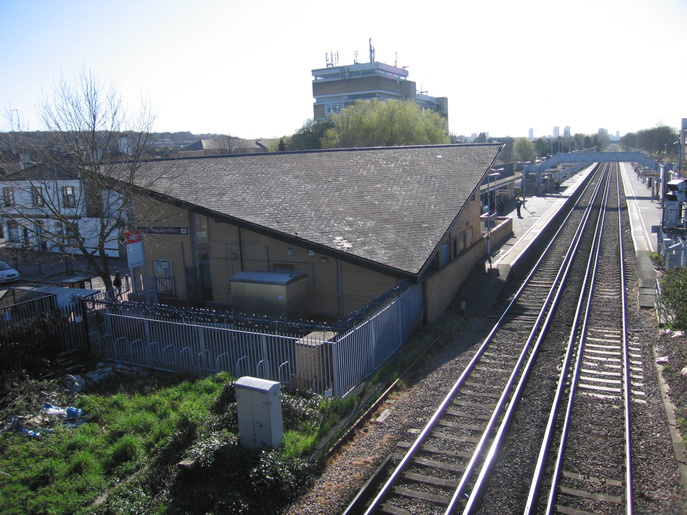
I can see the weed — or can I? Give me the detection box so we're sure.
[283,429,317,457]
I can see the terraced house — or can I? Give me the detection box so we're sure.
[128,144,504,323]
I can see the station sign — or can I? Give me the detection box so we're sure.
[124,230,144,268]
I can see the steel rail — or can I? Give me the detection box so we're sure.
[523,164,612,513]
[541,164,633,514]
[362,167,601,515]
[618,164,634,513]
[457,165,609,514]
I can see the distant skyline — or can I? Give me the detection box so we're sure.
[1,0,686,140]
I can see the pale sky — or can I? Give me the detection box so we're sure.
[1,0,686,140]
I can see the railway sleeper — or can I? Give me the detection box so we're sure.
[402,470,459,489]
[397,441,473,460]
[411,455,465,473]
[391,485,451,506]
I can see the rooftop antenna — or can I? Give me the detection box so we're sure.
[394,52,398,67]
[353,50,358,64]
[325,51,339,67]
[369,38,375,63]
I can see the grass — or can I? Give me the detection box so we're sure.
[0,307,472,513]
[0,370,335,514]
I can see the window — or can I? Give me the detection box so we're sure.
[153,259,175,295]
[35,220,47,250]
[325,103,345,115]
[7,222,21,242]
[32,186,44,207]
[62,186,76,208]
[3,187,15,207]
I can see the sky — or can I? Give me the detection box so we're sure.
[1,0,686,140]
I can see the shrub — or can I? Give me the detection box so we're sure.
[0,312,65,374]
[658,267,687,329]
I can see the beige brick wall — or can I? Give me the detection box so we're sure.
[136,194,398,317]
[424,239,487,322]
[135,192,505,323]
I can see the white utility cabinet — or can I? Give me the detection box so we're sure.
[235,376,283,449]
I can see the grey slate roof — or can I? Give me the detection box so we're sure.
[136,144,502,277]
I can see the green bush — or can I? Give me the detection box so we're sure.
[658,267,687,329]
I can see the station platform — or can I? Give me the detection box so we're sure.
[456,162,662,315]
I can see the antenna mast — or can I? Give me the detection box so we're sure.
[369,38,375,63]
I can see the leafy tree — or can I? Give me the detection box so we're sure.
[474,132,488,144]
[0,68,160,290]
[620,132,639,150]
[320,99,450,148]
[657,267,687,330]
[513,137,535,163]
[639,125,678,154]
[573,133,587,151]
[286,119,333,150]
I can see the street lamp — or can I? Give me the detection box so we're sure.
[486,171,502,269]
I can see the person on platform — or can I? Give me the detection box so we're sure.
[516,196,525,218]
[112,271,122,299]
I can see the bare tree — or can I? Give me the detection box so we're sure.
[212,134,239,155]
[0,68,162,290]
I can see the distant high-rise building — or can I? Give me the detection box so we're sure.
[528,128,534,140]
[553,126,560,138]
[312,50,448,122]
[564,126,571,138]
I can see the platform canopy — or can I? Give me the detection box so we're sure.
[525,151,660,173]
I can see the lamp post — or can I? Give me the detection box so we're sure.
[486,171,502,269]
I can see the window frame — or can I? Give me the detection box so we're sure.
[32,186,44,207]
[62,186,77,208]
[3,187,15,207]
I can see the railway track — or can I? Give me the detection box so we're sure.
[346,163,639,514]
[523,163,637,515]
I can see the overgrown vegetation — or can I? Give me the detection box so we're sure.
[657,267,687,329]
[649,251,665,269]
[0,312,66,375]
[0,368,346,513]
[0,296,474,513]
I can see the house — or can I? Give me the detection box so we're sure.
[177,138,273,158]
[127,144,504,322]
[0,160,123,258]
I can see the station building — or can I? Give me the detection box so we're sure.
[127,144,507,323]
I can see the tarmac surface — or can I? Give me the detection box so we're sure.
[456,161,662,314]
[0,248,129,294]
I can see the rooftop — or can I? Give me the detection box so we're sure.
[134,144,503,277]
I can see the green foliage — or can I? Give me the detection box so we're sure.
[650,252,665,268]
[321,99,450,148]
[0,371,322,514]
[621,125,679,154]
[658,267,687,329]
[513,137,535,163]
[284,118,334,150]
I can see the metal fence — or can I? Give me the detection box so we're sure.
[81,282,424,397]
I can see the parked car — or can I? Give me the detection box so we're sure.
[0,261,20,283]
